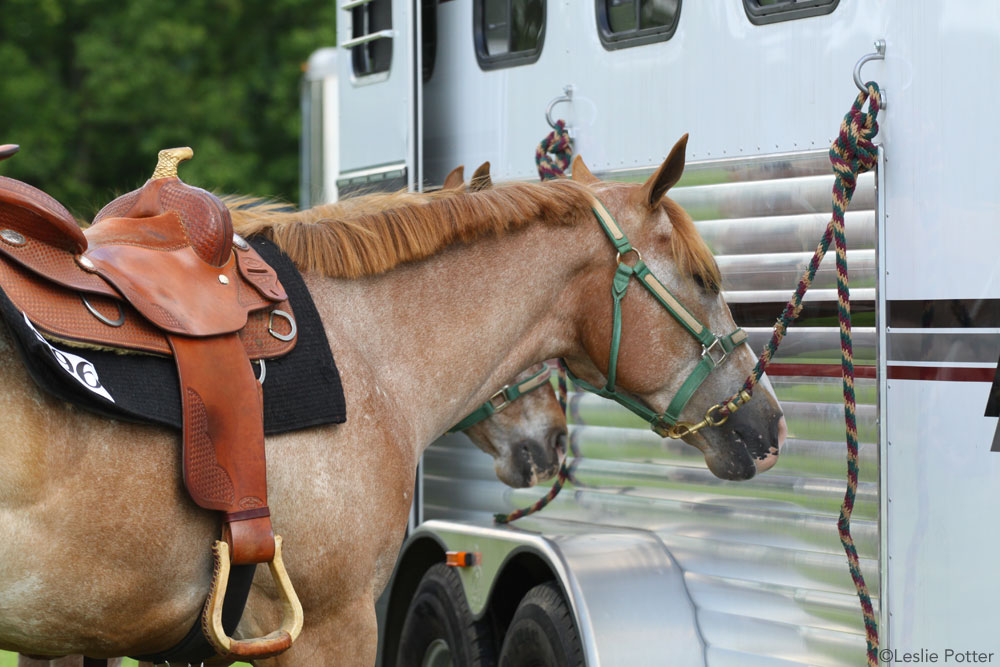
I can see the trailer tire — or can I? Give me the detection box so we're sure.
[498,581,584,667]
[396,563,497,667]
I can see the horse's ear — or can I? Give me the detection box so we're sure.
[571,155,599,184]
[637,133,688,209]
[443,165,465,191]
[470,161,492,191]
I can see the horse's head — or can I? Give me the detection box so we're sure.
[461,363,568,488]
[565,136,785,480]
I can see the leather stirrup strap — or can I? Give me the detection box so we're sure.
[169,333,275,564]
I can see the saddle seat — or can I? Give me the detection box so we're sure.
[0,146,303,660]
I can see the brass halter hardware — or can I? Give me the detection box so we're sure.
[564,197,751,438]
[662,390,752,439]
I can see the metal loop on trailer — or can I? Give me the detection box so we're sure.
[853,39,887,108]
[545,85,574,132]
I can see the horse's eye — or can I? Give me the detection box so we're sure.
[693,273,720,294]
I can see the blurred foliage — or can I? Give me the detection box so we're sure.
[0,0,336,217]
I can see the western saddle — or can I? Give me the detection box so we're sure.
[0,145,303,660]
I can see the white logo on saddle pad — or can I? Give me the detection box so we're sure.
[22,314,115,403]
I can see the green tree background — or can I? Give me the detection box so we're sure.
[0,0,337,218]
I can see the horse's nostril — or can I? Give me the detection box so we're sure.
[546,427,568,459]
[777,415,787,452]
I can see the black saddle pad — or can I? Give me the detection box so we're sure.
[0,236,346,434]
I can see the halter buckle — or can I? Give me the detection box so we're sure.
[488,387,512,413]
[702,339,727,367]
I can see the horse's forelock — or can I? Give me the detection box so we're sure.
[663,197,721,292]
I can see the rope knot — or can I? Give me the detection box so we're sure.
[829,82,881,190]
[536,120,573,181]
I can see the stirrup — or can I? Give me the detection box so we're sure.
[202,535,304,660]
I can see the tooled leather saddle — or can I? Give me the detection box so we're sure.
[0,144,302,660]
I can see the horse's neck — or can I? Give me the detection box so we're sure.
[307,222,598,450]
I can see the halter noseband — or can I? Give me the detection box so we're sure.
[449,364,553,432]
[564,197,751,439]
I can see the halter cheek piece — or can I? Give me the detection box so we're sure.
[449,364,553,432]
[564,198,751,439]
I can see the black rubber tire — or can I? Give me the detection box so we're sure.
[498,581,584,667]
[396,563,497,667]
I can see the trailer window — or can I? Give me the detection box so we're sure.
[743,0,838,25]
[597,0,680,50]
[474,0,545,70]
[350,0,393,77]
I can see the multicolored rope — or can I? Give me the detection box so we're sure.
[716,81,882,665]
[832,83,881,667]
[536,120,572,180]
[518,88,882,666]
[494,458,572,524]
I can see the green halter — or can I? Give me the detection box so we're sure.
[449,364,553,433]
[564,198,750,439]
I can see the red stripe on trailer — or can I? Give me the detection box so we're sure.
[764,364,994,382]
[887,365,995,382]
[765,364,877,379]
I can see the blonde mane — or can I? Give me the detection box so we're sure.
[224,181,719,288]
[226,181,594,278]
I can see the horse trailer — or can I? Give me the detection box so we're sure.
[301,2,1000,665]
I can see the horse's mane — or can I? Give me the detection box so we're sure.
[224,181,720,289]
[662,197,722,291]
[225,181,592,278]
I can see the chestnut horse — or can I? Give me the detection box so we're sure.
[13,362,567,667]
[0,136,784,665]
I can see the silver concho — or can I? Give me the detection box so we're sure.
[0,229,27,246]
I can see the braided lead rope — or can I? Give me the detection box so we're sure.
[715,82,881,665]
[515,90,880,665]
[536,120,572,181]
[494,459,572,524]
[832,84,881,667]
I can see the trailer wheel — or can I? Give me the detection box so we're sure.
[498,581,584,667]
[396,563,496,667]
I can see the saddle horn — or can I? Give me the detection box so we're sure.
[151,146,194,179]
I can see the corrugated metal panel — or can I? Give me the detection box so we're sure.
[423,150,879,666]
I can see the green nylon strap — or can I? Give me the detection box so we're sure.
[662,329,746,424]
[632,263,716,348]
[567,371,664,425]
[591,198,634,257]
[448,365,552,433]
[570,198,749,433]
[605,261,634,390]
